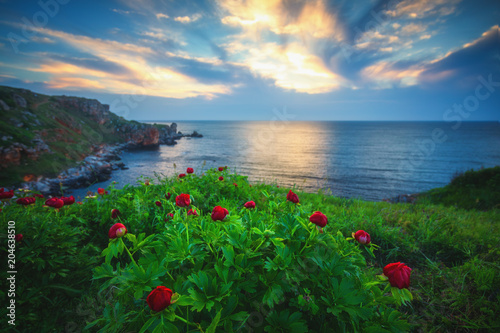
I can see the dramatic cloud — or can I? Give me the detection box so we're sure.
[419,25,500,89]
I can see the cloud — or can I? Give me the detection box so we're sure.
[156,13,169,19]
[174,14,201,23]
[419,25,500,89]
[362,60,423,88]
[12,25,237,99]
[218,0,344,41]
[388,0,462,19]
[30,36,55,44]
[225,41,345,93]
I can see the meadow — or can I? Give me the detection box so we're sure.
[1,166,499,332]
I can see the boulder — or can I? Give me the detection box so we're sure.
[0,100,10,111]
[13,94,27,108]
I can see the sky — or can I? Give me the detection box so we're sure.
[0,0,499,121]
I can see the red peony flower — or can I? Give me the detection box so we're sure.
[186,167,194,174]
[383,262,412,289]
[244,201,256,209]
[0,188,14,199]
[45,197,64,209]
[97,188,108,195]
[187,208,198,216]
[165,192,171,200]
[34,193,44,198]
[211,206,229,221]
[233,183,238,187]
[178,173,186,178]
[111,209,120,219]
[175,193,191,207]
[166,213,174,220]
[286,190,299,204]
[61,196,75,206]
[77,201,83,205]
[354,230,371,244]
[309,211,328,228]
[147,286,173,312]
[218,167,224,172]
[155,201,162,207]
[109,223,127,239]
[15,234,23,242]
[219,176,224,181]
[16,197,36,205]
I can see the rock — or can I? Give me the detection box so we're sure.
[13,94,27,108]
[0,99,10,111]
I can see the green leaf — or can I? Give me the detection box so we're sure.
[139,317,157,333]
[206,309,222,333]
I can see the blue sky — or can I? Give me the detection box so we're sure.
[0,0,499,121]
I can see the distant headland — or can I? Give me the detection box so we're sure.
[0,85,202,194]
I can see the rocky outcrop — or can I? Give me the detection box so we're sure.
[56,97,110,125]
[23,144,129,196]
[13,94,27,108]
[0,136,52,167]
[382,193,419,204]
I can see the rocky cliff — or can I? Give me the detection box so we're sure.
[0,86,199,186]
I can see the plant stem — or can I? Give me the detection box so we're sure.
[121,238,139,268]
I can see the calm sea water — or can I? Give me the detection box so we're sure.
[70,121,500,201]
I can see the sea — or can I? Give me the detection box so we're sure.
[70,121,500,201]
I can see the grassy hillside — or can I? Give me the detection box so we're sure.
[0,86,152,185]
[1,167,498,332]
[418,166,500,211]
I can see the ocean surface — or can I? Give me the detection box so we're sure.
[70,121,500,201]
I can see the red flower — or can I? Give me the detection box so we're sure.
[98,188,108,195]
[175,193,191,207]
[219,176,224,181]
[354,230,371,244]
[45,197,64,209]
[77,201,83,205]
[383,262,412,289]
[166,213,174,220]
[286,190,299,204]
[165,192,171,200]
[147,286,173,312]
[16,197,36,205]
[34,193,44,198]
[109,223,127,239]
[244,201,256,209]
[187,208,198,216]
[211,206,229,221]
[218,167,224,172]
[155,201,162,207]
[15,234,23,242]
[178,173,186,178]
[111,209,120,219]
[186,167,194,174]
[233,183,238,187]
[309,211,328,228]
[61,196,75,206]
[0,188,14,199]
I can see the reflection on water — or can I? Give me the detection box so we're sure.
[70,121,500,201]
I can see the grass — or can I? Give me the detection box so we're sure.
[1,166,498,332]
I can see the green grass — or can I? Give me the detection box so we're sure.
[418,166,500,211]
[1,167,498,332]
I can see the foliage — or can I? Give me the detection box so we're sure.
[1,166,499,332]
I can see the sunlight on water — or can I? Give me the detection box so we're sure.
[70,121,500,201]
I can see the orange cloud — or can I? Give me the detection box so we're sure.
[362,61,423,88]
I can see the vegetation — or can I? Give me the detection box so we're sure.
[1,166,499,332]
[418,166,500,211]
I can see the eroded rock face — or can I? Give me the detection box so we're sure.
[13,94,27,108]
[0,136,52,168]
